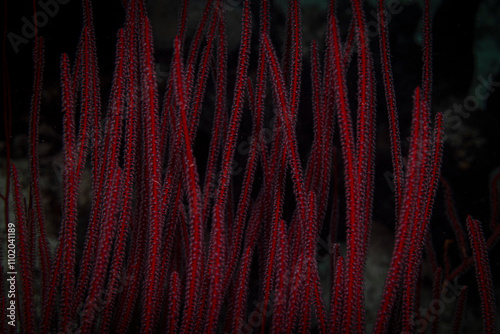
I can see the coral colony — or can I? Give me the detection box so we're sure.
[2,0,499,333]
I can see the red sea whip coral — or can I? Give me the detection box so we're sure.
[3,0,499,333]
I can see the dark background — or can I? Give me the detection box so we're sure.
[3,0,499,332]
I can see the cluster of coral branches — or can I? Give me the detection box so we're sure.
[3,0,498,333]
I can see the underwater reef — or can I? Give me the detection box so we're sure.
[2,0,499,332]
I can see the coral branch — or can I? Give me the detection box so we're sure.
[466,216,497,334]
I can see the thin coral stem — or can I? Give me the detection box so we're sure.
[341,0,376,330]
[452,286,468,334]
[329,251,345,332]
[229,196,264,333]
[11,165,35,332]
[377,0,403,219]
[200,14,227,227]
[79,26,129,333]
[167,271,182,333]
[402,111,444,332]
[442,177,469,259]
[374,87,423,333]
[27,36,52,303]
[205,0,252,330]
[137,3,163,330]
[173,34,204,333]
[466,216,497,334]
[59,1,101,327]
